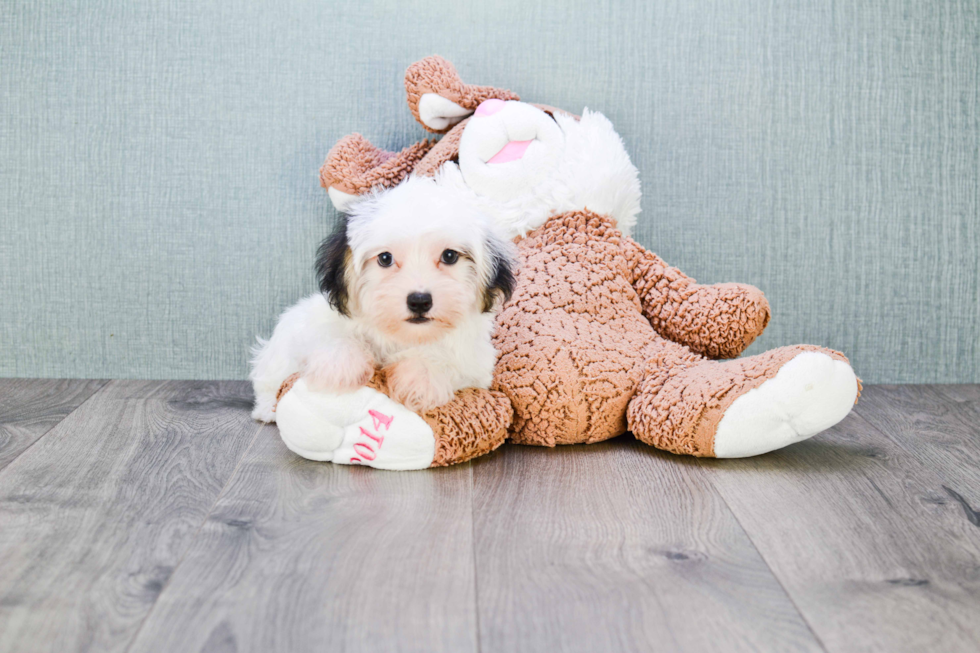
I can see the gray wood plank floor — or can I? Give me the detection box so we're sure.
[0,382,977,653]
[128,428,479,653]
[471,441,822,653]
[0,378,107,471]
[0,381,261,653]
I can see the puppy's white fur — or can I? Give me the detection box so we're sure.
[250,176,514,422]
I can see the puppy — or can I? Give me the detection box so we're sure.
[250,175,515,422]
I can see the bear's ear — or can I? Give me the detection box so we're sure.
[320,134,434,212]
[315,223,353,316]
[405,56,520,134]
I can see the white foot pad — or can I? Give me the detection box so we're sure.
[275,379,436,470]
[713,352,858,458]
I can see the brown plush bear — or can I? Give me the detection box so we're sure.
[272,56,860,469]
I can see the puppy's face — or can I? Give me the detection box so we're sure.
[354,237,479,344]
[317,176,515,346]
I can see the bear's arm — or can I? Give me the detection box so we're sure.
[621,237,771,359]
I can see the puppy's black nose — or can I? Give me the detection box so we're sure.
[407,292,433,315]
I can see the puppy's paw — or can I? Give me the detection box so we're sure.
[304,345,375,393]
[386,359,455,412]
[252,405,276,424]
[248,387,280,423]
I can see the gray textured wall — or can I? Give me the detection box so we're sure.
[1,0,978,383]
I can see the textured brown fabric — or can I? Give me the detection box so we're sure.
[623,238,771,359]
[405,55,520,133]
[414,118,468,178]
[493,210,670,446]
[627,343,851,456]
[490,209,855,453]
[319,133,433,196]
[420,389,512,467]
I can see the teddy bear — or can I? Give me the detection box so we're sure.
[272,56,860,470]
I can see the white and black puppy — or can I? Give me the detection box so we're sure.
[250,175,516,422]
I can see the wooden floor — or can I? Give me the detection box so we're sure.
[1,381,979,652]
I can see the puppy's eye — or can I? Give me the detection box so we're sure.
[377,252,393,267]
[440,249,459,265]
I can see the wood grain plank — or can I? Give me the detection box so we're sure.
[472,437,823,653]
[857,384,980,491]
[126,428,478,653]
[696,386,980,652]
[0,380,260,653]
[0,378,108,471]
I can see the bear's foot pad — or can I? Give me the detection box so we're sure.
[713,352,858,458]
[276,379,436,470]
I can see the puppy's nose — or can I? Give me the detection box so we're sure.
[407,292,433,315]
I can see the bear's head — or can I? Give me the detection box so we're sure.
[322,56,641,239]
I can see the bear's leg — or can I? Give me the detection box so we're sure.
[628,343,859,458]
[274,376,512,470]
[420,388,512,467]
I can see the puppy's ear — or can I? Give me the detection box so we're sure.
[315,222,353,317]
[482,236,517,313]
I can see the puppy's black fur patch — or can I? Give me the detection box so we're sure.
[316,222,352,317]
[483,238,516,313]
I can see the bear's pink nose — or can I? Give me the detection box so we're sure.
[475,98,506,117]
